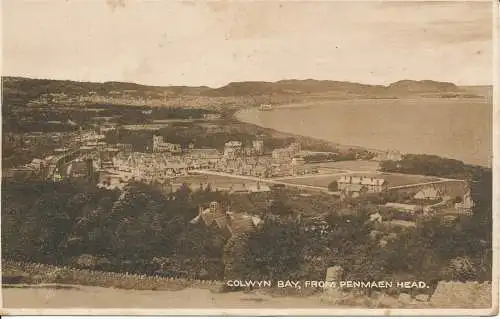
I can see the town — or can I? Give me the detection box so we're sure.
[1,76,492,310]
[3,113,475,220]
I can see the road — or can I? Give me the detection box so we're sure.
[388,179,464,190]
[191,169,464,194]
[272,171,374,181]
[190,170,338,194]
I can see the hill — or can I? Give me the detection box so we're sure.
[203,79,468,97]
[1,76,490,110]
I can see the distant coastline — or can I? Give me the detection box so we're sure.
[235,98,492,167]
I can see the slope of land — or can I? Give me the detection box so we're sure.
[2,77,490,111]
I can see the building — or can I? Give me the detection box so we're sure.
[190,201,263,238]
[185,148,221,169]
[455,190,474,216]
[272,142,301,164]
[65,158,96,182]
[113,152,191,178]
[414,186,443,201]
[223,141,242,159]
[152,135,182,154]
[337,175,387,193]
[290,157,306,175]
[272,148,294,164]
[52,167,63,182]
[252,140,264,155]
[113,152,132,172]
[116,143,133,153]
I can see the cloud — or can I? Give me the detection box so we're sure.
[1,0,493,86]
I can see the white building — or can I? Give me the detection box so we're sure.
[252,140,264,155]
[455,190,474,216]
[414,186,443,201]
[337,175,387,193]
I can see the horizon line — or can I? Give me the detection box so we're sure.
[1,74,493,89]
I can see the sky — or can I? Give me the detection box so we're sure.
[1,0,494,87]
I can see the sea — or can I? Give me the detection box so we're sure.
[236,98,492,167]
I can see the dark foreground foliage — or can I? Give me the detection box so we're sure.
[2,168,492,292]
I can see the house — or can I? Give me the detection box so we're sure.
[337,175,387,193]
[252,140,264,155]
[66,159,94,179]
[52,167,63,182]
[113,152,132,172]
[455,190,474,216]
[414,186,443,200]
[190,201,262,238]
[223,141,242,158]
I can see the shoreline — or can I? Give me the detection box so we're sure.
[231,102,382,153]
[233,98,491,167]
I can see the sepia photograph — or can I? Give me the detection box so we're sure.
[0,0,496,315]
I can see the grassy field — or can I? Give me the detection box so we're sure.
[313,160,380,172]
[283,172,439,188]
[281,176,340,188]
[172,174,267,189]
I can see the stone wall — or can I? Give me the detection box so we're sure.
[2,260,224,291]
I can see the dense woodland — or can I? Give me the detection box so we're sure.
[2,165,492,293]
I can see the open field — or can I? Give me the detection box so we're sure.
[282,175,344,188]
[283,172,440,188]
[312,160,380,172]
[172,174,268,189]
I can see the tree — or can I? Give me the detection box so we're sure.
[224,216,307,281]
[328,181,338,192]
[379,160,398,172]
